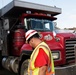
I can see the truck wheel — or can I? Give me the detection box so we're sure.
[21,59,29,75]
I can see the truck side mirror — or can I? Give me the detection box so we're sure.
[3,19,9,30]
[53,31,56,37]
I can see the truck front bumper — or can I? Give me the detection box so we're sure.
[55,64,76,75]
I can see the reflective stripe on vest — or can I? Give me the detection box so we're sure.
[28,42,55,75]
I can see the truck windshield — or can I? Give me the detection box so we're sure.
[24,18,54,31]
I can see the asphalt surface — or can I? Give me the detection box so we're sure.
[0,68,17,75]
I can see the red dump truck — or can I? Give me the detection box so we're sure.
[0,0,76,75]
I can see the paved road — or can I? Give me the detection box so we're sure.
[0,68,17,75]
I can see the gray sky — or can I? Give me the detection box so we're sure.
[0,0,76,29]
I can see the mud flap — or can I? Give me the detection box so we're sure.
[55,64,76,75]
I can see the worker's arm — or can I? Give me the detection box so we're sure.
[39,66,47,75]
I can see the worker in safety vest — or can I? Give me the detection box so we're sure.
[25,30,55,75]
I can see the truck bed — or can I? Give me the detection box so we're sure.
[0,0,61,18]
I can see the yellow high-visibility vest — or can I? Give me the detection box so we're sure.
[28,42,55,75]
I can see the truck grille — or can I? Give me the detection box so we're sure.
[65,39,76,63]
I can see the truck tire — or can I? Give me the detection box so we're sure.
[21,59,29,75]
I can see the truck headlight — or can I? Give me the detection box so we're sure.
[52,51,60,60]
